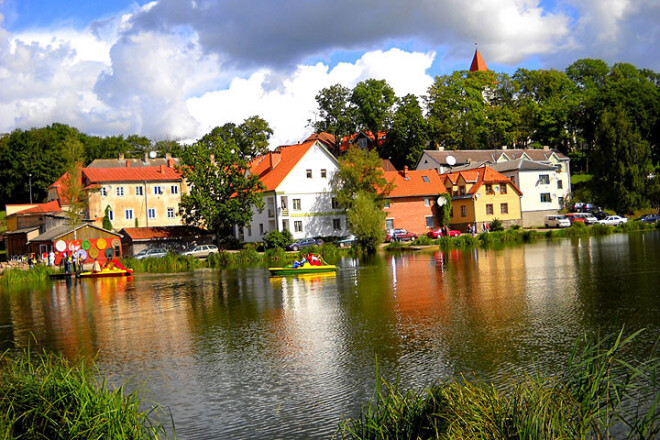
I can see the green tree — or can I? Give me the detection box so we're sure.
[381,94,429,169]
[263,229,293,249]
[177,119,271,242]
[331,147,394,253]
[312,84,356,145]
[102,205,113,231]
[350,79,396,139]
[434,193,452,228]
[591,107,653,214]
[61,135,89,236]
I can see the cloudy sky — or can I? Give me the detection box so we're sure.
[1,0,658,147]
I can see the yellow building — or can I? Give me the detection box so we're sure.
[442,165,522,231]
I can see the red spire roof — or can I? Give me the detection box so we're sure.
[469,49,488,72]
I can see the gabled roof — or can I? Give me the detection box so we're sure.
[383,168,447,198]
[339,131,387,152]
[82,166,182,184]
[442,165,522,196]
[305,132,336,151]
[469,49,488,72]
[88,158,179,168]
[419,148,568,167]
[248,140,317,191]
[29,223,120,243]
[489,158,557,173]
[120,226,213,241]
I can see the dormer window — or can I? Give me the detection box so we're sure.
[358,138,368,149]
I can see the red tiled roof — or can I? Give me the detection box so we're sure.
[384,168,448,198]
[249,141,315,191]
[442,165,522,195]
[339,131,387,152]
[469,49,488,72]
[82,166,182,183]
[121,226,213,240]
[305,132,336,150]
[10,200,62,215]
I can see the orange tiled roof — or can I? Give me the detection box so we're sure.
[82,166,182,183]
[249,141,315,191]
[305,132,336,150]
[384,168,448,198]
[10,200,62,216]
[339,131,387,152]
[121,226,213,240]
[469,49,488,72]
[442,165,522,195]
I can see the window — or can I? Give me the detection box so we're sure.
[171,185,179,194]
[558,197,564,208]
[108,209,114,221]
[459,186,466,195]
[306,169,312,178]
[294,221,303,232]
[500,184,507,194]
[539,174,550,184]
[125,209,133,220]
[333,218,341,230]
[540,193,551,203]
[385,218,394,229]
[247,226,252,236]
[321,169,327,178]
[450,208,454,218]
[259,223,264,235]
[424,198,430,207]
[293,199,301,210]
[100,187,107,197]
[358,137,368,149]
[135,186,143,196]
[167,208,175,218]
[425,216,434,228]
[461,206,467,217]
[148,208,156,219]
[332,198,339,209]
[422,175,430,183]
[485,184,494,195]
[116,187,124,197]
[486,204,494,215]
[384,200,390,209]
[154,186,163,195]
[557,180,563,189]
[501,203,508,214]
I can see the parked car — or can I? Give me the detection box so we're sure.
[336,235,357,248]
[571,202,600,213]
[564,213,586,224]
[545,215,571,228]
[597,215,628,226]
[385,229,418,242]
[427,228,461,238]
[590,211,609,220]
[635,214,660,223]
[286,238,323,251]
[575,213,599,224]
[134,248,169,260]
[180,244,219,258]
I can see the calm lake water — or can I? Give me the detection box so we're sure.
[2,231,660,439]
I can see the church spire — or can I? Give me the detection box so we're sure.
[469,48,488,72]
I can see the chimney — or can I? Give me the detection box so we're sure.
[143,153,149,163]
[118,153,125,160]
[159,164,166,173]
[126,160,131,168]
[269,152,281,170]
[543,145,550,151]
[403,165,409,178]
[438,146,445,151]
[501,145,508,150]
[165,153,172,159]
[167,158,175,167]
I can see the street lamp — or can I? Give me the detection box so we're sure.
[28,173,32,204]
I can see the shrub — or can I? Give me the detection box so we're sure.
[489,218,504,232]
[262,230,293,249]
[413,235,433,246]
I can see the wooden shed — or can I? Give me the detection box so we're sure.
[29,224,123,265]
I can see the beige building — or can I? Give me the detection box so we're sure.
[49,159,186,230]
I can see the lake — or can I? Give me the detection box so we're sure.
[1,231,659,439]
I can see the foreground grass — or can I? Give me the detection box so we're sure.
[0,265,56,287]
[0,349,171,440]
[338,329,660,440]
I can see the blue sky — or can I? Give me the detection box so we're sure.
[1,0,658,146]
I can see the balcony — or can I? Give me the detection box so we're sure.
[280,208,289,217]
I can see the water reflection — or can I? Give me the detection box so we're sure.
[1,232,659,439]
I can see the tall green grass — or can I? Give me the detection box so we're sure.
[0,265,56,286]
[337,329,659,439]
[0,349,172,439]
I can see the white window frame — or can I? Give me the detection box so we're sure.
[154,186,163,195]
[385,218,394,229]
[294,221,303,232]
[539,174,550,185]
[116,187,124,197]
[171,185,179,194]
[125,209,134,220]
[425,216,434,228]
[135,186,144,196]
[167,208,175,218]
[540,193,551,203]
[293,199,301,211]
[100,187,107,197]
[424,198,430,207]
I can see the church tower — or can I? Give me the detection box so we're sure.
[469,49,488,72]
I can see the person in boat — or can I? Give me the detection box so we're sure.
[92,259,101,273]
[308,253,322,266]
[292,254,308,268]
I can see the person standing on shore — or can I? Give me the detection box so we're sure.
[48,250,55,266]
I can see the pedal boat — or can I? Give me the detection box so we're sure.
[268,262,337,276]
[78,260,133,278]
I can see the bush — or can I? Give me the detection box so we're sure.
[489,218,504,232]
[263,230,293,249]
[0,349,170,439]
[412,235,433,246]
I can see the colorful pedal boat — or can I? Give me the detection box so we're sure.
[268,263,337,276]
[78,260,134,278]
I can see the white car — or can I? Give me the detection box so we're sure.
[134,248,169,260]
[545,215,571,228]
[597,215,628,226]
[180,244,219,258]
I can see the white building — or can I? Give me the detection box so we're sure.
[489,159,569,227]
[237,140,348,242]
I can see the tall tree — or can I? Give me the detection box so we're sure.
[350,79,396,139]
[177,119,271,242]
[312,84,356,145]
[590,107,653,214]
[381,94,429,169]
[331,147,394,252]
